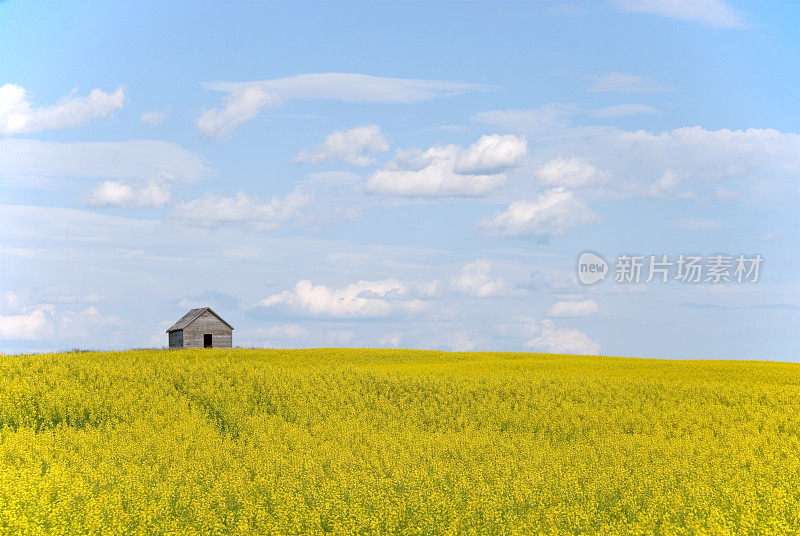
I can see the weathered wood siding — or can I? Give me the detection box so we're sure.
[169,330,184,348]
[182,310,233,348]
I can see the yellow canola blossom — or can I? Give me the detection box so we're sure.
[1,348,799,535]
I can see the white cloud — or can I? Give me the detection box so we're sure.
[645,170,682,198]
[139,177,172,207]
[366,146,504,197]
[593,104,658,117]
[474,108,800,200]
[171,186,311,229]
[454,134,527,174]
[198,73,489,137]
[0,290,126,343]
[0,290,29,313]
[55,306,125,339]
[536,157,606,188]
[438,330,478,351]
[548,299,599,317]
[89,175,171,208]
[479,187,600,237]
[378,332,403,348]
[525,319,600,355]
[0,84,125,135]
[90,181,134,207]
[365,135,526,197]
[0,306,54,340]
[294,125,389,166]
[450,260,507,297]
[140,107,170,125]
[204,73,488,103]
[609,0,746,29]
[260,278,438,318]
[610,127,800,197]
[587,73,667,93]
[196,86,281,138]
[0,139,214,185]
[472,105,574,132]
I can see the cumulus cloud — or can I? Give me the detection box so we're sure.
[0,84,124,135]
[55,306,125,339]
[608,0,746,29]
[525,319,600,355]
[139,179,173,207]
[171,186,311,229]
[474,107,800,200]
[0,290,29,313]
[90,182,134,207]
[365,135,526,197]
[587,73,667,93]
[378,332,403,348]
[365,147,503,197]
[593,104,658,117]
[644,170,683,198]
[198,73,489,137]
[89,175,172,208]
[548,299,599,317]
[294,125,389,166]
[450,260,507,297]
[0,305,54,340]
[479,187,600,237]
[536,157,606,188]
[260,278,439,318]
[454,134,527,174]
[608,127,800,197]
[0,302,122,342]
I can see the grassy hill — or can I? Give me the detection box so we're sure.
[1,349,799,535]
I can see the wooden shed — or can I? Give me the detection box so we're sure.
[166,307,233,349]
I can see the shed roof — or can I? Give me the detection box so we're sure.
[166,307,234,332]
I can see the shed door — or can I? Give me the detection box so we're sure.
[204,334,212,348]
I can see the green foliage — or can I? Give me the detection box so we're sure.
[1,349,799,535]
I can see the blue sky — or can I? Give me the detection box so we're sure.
[1,0,798,360]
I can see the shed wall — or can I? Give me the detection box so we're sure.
[182,310,232,348]
[169,330,184,348]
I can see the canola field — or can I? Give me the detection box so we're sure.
[1,348,800,535]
